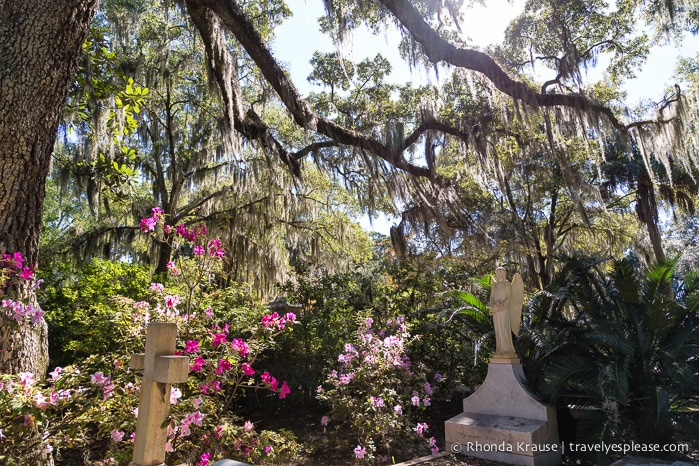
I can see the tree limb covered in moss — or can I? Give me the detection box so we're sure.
[185,0,447,184]
[376,0,633,130]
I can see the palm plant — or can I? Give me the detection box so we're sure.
[440,273,495,367]
[519,256,699,464]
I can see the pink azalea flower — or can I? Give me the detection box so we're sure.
[139,216,156,232]
[31,308,45,324]
[164,295,181,308]
[185,340,200,354]
[230,338,249,358]
[111,430,125,443]
[193,245,205,256]
[166,261,179,275]
[216,359,232,375]
[279,381,290,399]
[416,422,429,437]
[149,282,164,294]
[244,420,254,431]
[211,333,227,347]
[91,371,108,385]
[354,445,366,459]
[241,363,255,376]
[19,267,34,280]
[190,356,206,372]
[19,372,34,387]
[33,393,48,409]
[187,410,205,426]
[261,312,278,328]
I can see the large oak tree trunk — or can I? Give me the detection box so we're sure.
[0,0,98,376]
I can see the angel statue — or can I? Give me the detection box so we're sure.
[489,267,524,357]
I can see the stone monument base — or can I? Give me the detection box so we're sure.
[445,361,561,466]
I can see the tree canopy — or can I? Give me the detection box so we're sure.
[3,0,699,375]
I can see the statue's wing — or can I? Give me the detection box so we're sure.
[510,273,524,335]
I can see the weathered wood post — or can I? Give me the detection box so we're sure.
[129,322,189,466]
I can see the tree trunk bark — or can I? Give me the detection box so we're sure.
[636,173,666,264]
[0,0,98,376]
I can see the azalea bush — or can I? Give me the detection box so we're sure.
[0,209,303,465]
[1,251,44,323]
[316,315,441,464]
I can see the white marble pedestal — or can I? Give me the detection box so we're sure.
[445,360,561,466]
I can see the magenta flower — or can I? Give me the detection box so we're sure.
[193,245,205,256]
[197,451,211,466]
[185,340,200,354]
[279,381,291,399]
[8,252,24,268]
[190,356,206,372]
[211,333,227,347]
[416,422,429,437]
[354,445,366,459]
[216,359,232,375]
[203,380,221,393]
[241,363,255,376]
[166,261,179,275]
[139,216,156,232]
[261,372,272,384]
[19,267,34,280]
[261,312,279,328]
[230,338,249,358]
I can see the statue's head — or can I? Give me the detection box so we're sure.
[495,267,507,281]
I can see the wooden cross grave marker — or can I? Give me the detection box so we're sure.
[129,322,189,466]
